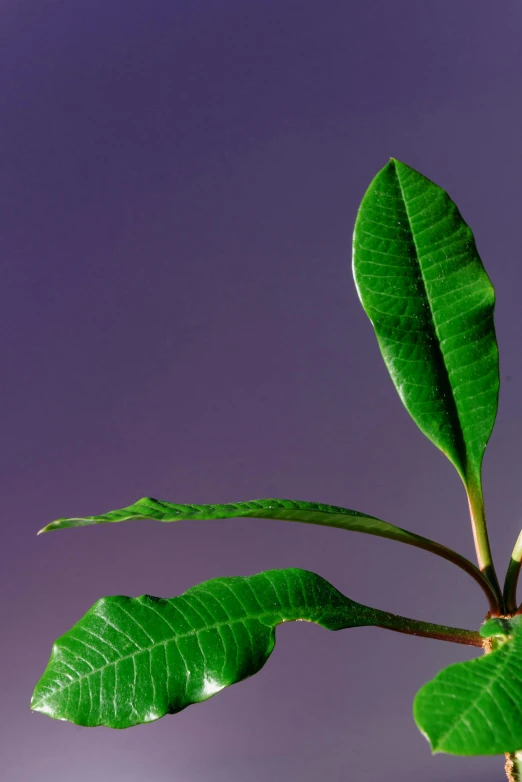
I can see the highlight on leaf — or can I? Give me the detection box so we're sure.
[31,568,480,728]
[32,157,520,779]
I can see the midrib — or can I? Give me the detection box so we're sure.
[392,162,468,478]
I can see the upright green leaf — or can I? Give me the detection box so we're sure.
[31,568,479,729]
[352,159,499,492]
[36,496,497,607]
[414,616,522,755]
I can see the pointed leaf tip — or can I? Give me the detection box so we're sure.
[31,568,375,728]
[34,496,498,607]
[32,567,479,729]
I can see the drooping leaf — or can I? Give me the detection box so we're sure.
[36,496,494,602]
[414,615,522,755]
[37,497,450,551]
[39,497,417,538]
[31,567,479,728]
[352,158,499,491]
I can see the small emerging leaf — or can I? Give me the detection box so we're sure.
[353,159,499,491]
[414,615,522,755]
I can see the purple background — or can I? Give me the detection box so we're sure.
[3,2,522,780]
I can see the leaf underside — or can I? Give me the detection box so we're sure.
[37,496,453,558]
[352,158,499,488]
[37,497,491,599]
[31,568,388,729]
[414,616,522,755]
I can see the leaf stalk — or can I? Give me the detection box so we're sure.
[467,485,503,614]
[370,610,482,647]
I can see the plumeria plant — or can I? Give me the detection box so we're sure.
[32,160,522,781]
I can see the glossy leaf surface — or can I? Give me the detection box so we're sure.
[32,567,478,729]
[414,616,522,755]
[31,568,389,728]
[353,159,499,489]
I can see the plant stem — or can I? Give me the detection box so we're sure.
[505,752,522,782]
[368,609,482,647]
[482,620,521,781]
[467,484,503,613]
[504,530,522,614]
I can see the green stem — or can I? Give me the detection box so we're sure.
[368,608,481,647]
[505,530,522,615]
[467,485,503,614]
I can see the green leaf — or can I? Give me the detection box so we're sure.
[352,158,499,491]
[37,496,496,602]
[414,615,522,755]
[37,496,498,608]
[31,567,479,729]
[38,497,442,547]
[30,569,377,728]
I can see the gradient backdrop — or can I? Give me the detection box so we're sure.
[3,2,522,780]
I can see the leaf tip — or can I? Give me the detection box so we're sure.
[30,697,54,717]
[37,521,58,535]
[387,156,411,174]
[30,685,47,714]
[414,716,440,754]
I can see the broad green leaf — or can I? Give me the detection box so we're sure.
[30,569,376,728]
[37,496,493,601]
[414,616,522,755]
[352,158,499,491]
[31,568,478,728]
